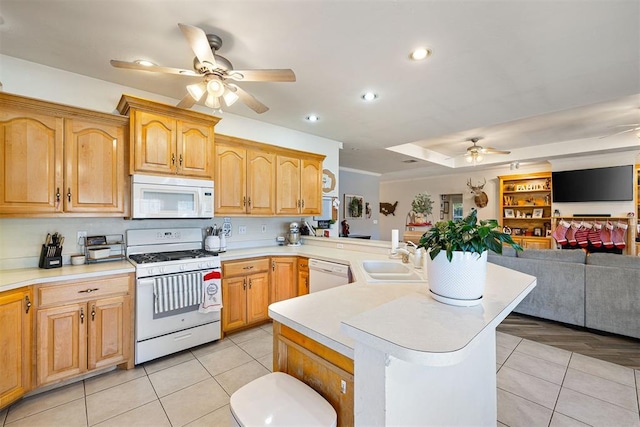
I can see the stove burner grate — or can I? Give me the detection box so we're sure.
[129,249,218,264]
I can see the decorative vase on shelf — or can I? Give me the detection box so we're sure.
[418,210,522,307]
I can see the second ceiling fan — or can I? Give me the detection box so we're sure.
[111,23,296,114]
[463,137,510,164]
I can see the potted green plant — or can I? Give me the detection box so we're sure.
[418,209,522,306]
[410,192,434,224]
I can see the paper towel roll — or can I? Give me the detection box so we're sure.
[391,229,399,251]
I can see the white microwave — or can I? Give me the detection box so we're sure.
[131,174,214,219]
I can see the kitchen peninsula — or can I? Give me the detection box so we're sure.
[269,241,537,426]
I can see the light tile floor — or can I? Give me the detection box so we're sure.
[1,325,639,426]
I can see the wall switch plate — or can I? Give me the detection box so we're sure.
[238,225,247,235]
[77,231,87,245]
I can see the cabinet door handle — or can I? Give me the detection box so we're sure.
[243,197,247,207]
[247,197,251,207]
[179,154,183,166]
[243,279,247,290]
[301,199,305,208]
[249,278,252,289]
[172,153,176,165]
[55,188,61,203]
[297,200,301,208]
[80,307,84,324]
[305,278,308,290]
[25,295,31,314]
[91,304,95,321]
[67,188,71,203]
[272,260,275,271]
[78,288,99,294]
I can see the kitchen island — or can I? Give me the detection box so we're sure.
[269,261,536,426]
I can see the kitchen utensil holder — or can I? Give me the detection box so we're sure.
[39,245,62,269]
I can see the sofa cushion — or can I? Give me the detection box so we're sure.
[489,246,517,257]
[586,253,640,270]
[517,248,587,264]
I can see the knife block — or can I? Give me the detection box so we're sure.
[39,245,62,269]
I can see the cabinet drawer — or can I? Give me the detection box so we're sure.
[223,258,270,277]
[37,274,132,307]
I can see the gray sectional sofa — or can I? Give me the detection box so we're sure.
[489,248,640,340]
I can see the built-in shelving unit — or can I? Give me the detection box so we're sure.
[498,172,553,249]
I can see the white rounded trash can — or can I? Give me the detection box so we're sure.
[230,372,337,427]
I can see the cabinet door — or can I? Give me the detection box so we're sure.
[64,118,126,214]
[300,158,323,215]
[520,237,552,249]
[37,303,87,385]
[222,276,248,332]
[87,295,131,371]
[0,288,32,409]
[132,111,176,175]
[276,155,301,215]
[247,150,276,215]
[271,257,297,303]
[247,272,270,324]
[297,258,309,296]
[177,120,213,178]
[0,109,64,214]
[215,144,247,214]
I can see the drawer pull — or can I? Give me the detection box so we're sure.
[25,295,32,314]
[242,265,254,270]
[78,288,99,294]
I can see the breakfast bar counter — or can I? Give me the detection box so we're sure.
[269,262,536,426]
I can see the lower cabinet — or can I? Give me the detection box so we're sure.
[270,257,298,303]
[35,274,133,386]
[222,258,270,333]
[513,236,553,249]
[274,322,354,427]
[0,287,32,409]
[297,257,309,296]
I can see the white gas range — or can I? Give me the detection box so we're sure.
[127,228,221,364]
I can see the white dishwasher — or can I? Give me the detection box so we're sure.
[308,259,351,293]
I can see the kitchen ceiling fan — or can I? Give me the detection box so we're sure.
[110,23,296,114]
[463,137,510,164]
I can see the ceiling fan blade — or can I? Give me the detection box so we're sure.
[230,69,296,82]
[110,60,199,76]
[178,23,217,68]
[230,85,269,114]
[176,93,197,109]
[482,147,511,155]
[598,127,639,139]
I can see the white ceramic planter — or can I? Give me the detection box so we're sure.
[426,250,488,306]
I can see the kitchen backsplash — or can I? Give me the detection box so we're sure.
[0,216,327,270]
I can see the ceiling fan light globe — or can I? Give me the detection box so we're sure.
[186,82,207,101]
[222,87,239,107]
[475,154,483,162]
[206,79,225,97]
[205,93,221,109]
[465,155,473,163]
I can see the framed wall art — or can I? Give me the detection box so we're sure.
[344,194,364,219]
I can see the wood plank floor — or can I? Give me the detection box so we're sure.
[497,313,640,369]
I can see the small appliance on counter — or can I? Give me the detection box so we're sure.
[287,222,301,246]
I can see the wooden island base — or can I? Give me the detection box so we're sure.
[273,322,354,426]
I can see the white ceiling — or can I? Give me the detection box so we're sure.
[1,0,639,177]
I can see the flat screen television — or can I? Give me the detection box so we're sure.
[552,165,633,202]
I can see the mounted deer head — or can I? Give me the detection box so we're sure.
[467,178,488,208]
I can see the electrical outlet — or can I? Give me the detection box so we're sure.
[77,231,87,245]
[261,224,267,233]
[238,225,247,235]
[337,243,344,249]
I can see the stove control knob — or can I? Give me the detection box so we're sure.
[147,268,155,275]
[159,267,165,274]
[207,261,215,268]
[197,263,204,269]
[180,265,186,271]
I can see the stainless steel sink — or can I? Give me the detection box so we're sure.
[360,260,426,283]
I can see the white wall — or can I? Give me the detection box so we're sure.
[0,55,342,269]
[339,168,381,239]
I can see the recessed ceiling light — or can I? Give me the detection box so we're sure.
[134,59,156,67]
[361,92,378,101]
[305,115,319,122]
[409,47,432,61]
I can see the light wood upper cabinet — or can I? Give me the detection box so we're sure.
[64,118,126,214]
[35,274,134,386]
[0,92,129,217]
[215,135,276,215]
[117,95,219,179]
[0,287,33,410]
[271,257,298,303]
[276,155,324,216]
